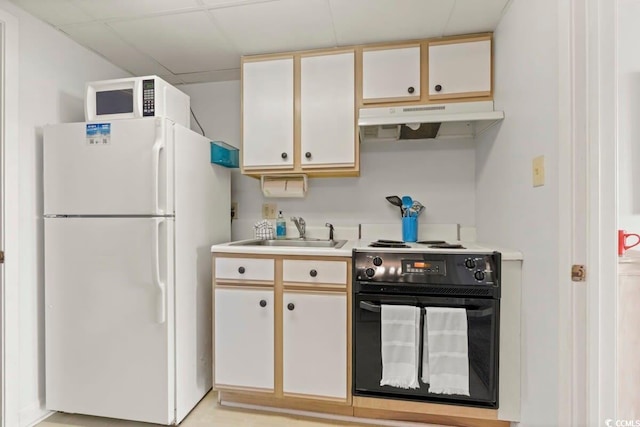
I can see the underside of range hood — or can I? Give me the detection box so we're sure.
[358,100,504,142]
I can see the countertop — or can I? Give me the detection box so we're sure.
[211,239,523,261]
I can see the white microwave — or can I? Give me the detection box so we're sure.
[85,75,190,127]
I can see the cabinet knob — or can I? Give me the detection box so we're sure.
[305,152,312,159]
[238,266,245,274]
[287,303,295,311]
[434,84,442,92]
[281,152,288,159]
[309,269,317,277]
[407,86,415,94]
[259,299,267,308]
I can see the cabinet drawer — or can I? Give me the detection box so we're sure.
[215,257,275,282]
[283,260,347,285]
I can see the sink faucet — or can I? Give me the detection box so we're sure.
[325,223,334,241]
[290,217,306,239]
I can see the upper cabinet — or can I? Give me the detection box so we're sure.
[241,50,358,177]
[428,35,492,101]
[242,57,294,170]
[300,52,355,169]
[362,45,421,104]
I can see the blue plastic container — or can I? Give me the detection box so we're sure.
[402,216,418,242]
[210,141,239,168]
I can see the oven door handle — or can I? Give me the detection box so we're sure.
[359,301,382,313]
[358,301,494,318]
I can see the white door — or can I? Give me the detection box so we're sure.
[362,46,421,102]
[44,217,175,424]
[242,58,294,169]
[43,117,174,215]
[283,292,347,399]
[214,287,274,390]
[428,39,492,99]
[300,52,355,168]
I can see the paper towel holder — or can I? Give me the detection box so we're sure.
[261,174,308,198]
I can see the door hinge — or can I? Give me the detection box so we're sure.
[0,250,4,264]
[571,264,585,282]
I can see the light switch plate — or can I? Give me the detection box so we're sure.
[533,155,545,187]
[262,203,277,219]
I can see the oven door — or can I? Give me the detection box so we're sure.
[353,293,499,408]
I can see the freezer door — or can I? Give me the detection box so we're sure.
[45,217,175,424]
[43,117,174,215]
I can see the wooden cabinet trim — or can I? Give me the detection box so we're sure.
[362,95,421,105]
[427,33,492,47]
[353,396,498,420]
[362,42,421,53]
[214,282,274,289]
[214,385,275,395]
[282,283,347,292]
[429,90,492,101]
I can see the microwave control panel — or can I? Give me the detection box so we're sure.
[142,79,155,117]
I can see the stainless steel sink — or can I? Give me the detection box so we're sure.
[230,238,348,249]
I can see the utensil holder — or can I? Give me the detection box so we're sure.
[402,216,418,242]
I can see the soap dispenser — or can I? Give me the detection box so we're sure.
[276,211,286,239]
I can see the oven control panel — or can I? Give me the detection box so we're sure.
[353,251,500,287]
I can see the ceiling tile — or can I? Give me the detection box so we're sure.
[71,0,201,20]
[329,0,456,45]
[159,74,185,85]
[108,11,240,74]
[178,69,241,83]
[11,0,94,26]
[443,0,510,36]
[60,23,173,76]
[208,0,336,55]
[200,0,278,6]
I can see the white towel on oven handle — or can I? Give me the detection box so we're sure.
[380,305,420,389]
[421,307,470,396]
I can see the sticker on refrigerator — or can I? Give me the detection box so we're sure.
[86,123,111,145]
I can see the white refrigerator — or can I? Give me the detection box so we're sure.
[43,117,230,424]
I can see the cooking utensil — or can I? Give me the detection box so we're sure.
[385,195,403,216]
[410,201,424,217]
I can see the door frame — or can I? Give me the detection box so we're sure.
[0,8,19,427]
[558,0,618,425]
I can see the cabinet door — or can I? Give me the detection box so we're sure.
[362,45,421,103]
[283,292,347,399]
[300,51,355,168]
[242,58,294,169]
[428,38,492,100]
[214,288,274,390]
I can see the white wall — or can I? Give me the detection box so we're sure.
[0,1,131,425]
[475,1,560,426]
[618,0,640,237]
[182,81,477,241]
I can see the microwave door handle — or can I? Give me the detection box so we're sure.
[359,301,381,313]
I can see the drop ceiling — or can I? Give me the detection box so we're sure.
[10,0,511,85]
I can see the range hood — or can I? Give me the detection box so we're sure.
[358,100,504,142]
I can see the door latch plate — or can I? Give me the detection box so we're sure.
[572,264,585,281]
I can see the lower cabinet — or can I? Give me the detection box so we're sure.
[283,292,347,399]
[214,287,274,390]
[213,254,350,405]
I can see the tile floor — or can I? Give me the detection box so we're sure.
[37,391,378,427]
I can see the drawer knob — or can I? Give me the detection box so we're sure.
[305,152,312,159]
[287,303,295,311]
[259,299,267,308]
[434,84,442,92]
[281,152,288,159]
[407,86,415,94]
[309,269,317,277]
[238,266,245,274]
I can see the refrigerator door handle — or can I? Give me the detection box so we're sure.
[153,218,166,324]
[152,128,165,215]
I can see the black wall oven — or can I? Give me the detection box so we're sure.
[352,249,501,408]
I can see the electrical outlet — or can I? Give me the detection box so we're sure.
[231,202,238,220]
[262,203,277,219]
[533,155,545,187]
